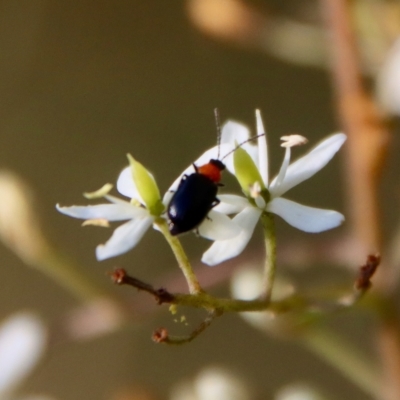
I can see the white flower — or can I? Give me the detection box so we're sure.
[0,313,47,399]
[57,153,240,261]
[202,110,346,266]
[57,155,162,261]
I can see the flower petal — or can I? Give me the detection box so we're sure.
[267,197,344,232]
[0,313,46,395]
[56,203,146,221]
[104,194,134,206]
[116,167,142,200]
[214,194,249,214]
[221,120,250,144]
[201,206,261,266]
[197,210,241,240]
[95,217,153,260]
[256,110,268,186]
[221,120,259,174]
[269,133,347,198]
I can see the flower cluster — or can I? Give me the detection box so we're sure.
[57,111,346,266]
[202,110,346,265]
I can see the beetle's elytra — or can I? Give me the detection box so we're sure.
[167,159,225,235]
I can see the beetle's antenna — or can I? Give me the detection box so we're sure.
[221,133,265,161]
[214,108,222,160]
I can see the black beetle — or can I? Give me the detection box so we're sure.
[167,109,264,236]
[167,158,225,235]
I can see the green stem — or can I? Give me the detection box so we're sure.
[172,291,300,313]
[156,219,203,294]
[302,327,381,398]
[260,212,277,302]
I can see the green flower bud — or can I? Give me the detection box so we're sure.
[127,154,164,216]
[233,147,266,197]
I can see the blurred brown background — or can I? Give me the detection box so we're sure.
[0,1,396,399]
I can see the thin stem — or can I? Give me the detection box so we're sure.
[302,327,381,398]
[156,219,203,294]
[260,212,277,302]
[172,292,299,313]
[153,310,221,345]
[112,267,302,313]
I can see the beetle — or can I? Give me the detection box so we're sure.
[167,158,225,235]
[167,109,263,236]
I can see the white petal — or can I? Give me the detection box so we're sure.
[201,207,261,266]
[269,133,347,198]
[56,203,146,221]
[95,217,153,260]
[256,110,268,186]
[221,120,258,174]
[192,143,233,167]
[270,147,291,192]
[162,190,174,208]
[0,313,46,395]
[214,194,248,214]
[104,194,134,206]
[197,210,241,240]
[116,166,142,201]
[267,197,344,232]
[254,195,266,209]
[221,120,250,145]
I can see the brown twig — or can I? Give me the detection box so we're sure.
[152,310,221,345]
[336,254,381,308]
[355,254,380,291]
[110,259,377,345]
[111,268,175,304]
